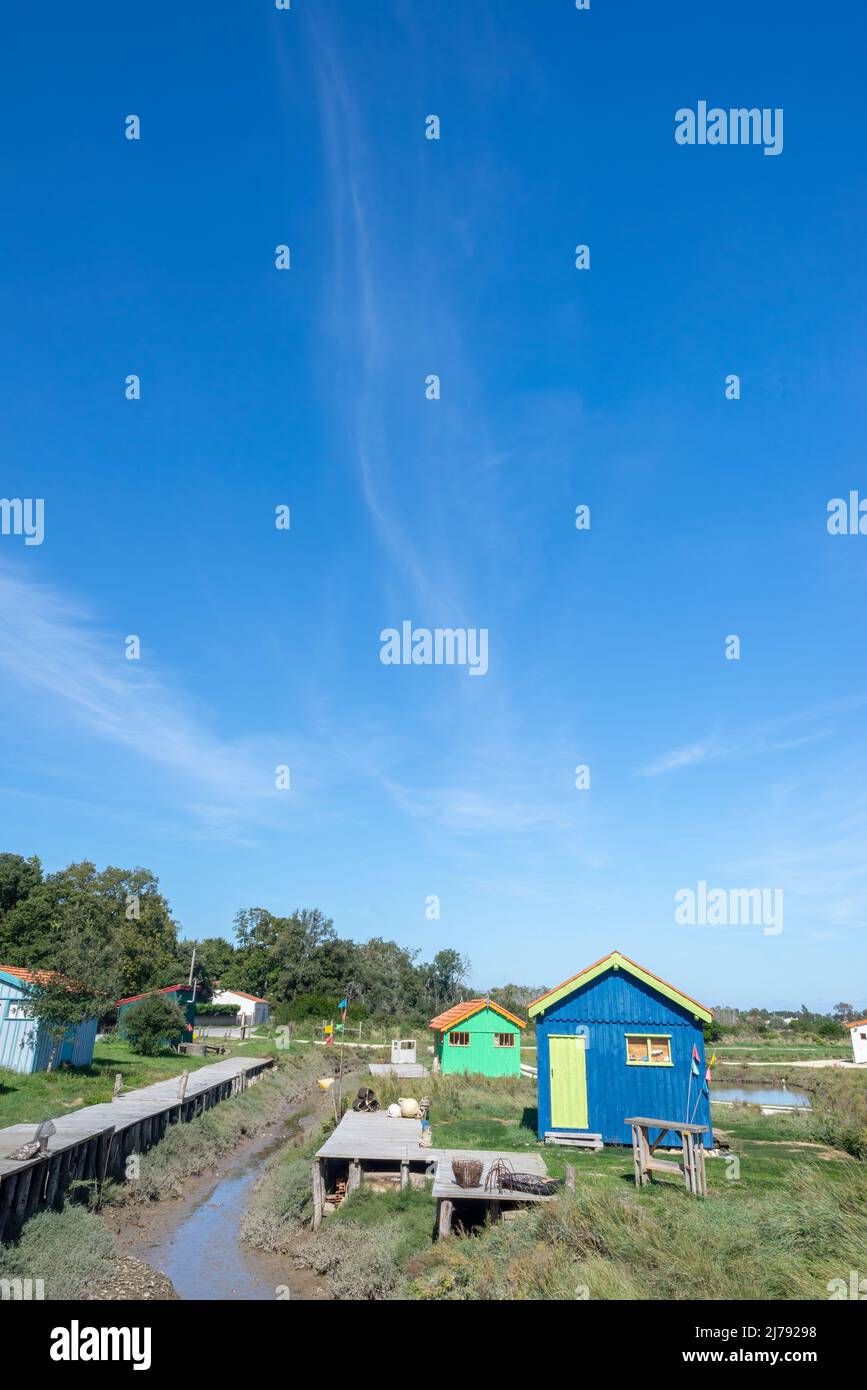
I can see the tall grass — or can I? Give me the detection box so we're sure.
[297,1188,435,1300]
[0,1205,116,1301]
[409,1162,867,1301]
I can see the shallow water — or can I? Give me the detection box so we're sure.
[711,1084,811,1109]
[135,1121,325,1301]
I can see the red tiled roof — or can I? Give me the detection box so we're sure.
[116,984,192,1007]
[0,963,57,986]
[429,997,526,1032]
[846,1018,867,1029]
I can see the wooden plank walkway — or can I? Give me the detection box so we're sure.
[0,1056,273,1238]
[315,1109,435,1162]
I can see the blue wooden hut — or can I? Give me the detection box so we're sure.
[0,965,98,1074]
[530,950,713,1147]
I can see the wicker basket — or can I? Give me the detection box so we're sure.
[451,1158,483,1188]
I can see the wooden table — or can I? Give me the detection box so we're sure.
[624,1116,709,1197]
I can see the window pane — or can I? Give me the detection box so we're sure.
[626,1036,648,1062]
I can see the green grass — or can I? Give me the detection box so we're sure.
[0,1035,295,1127]
[294,1066,867,1300]
[715,1042,850,1060]
[408,1161,867,1300]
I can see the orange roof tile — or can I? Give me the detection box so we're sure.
[429,997,526,1032]
[0,963,58,986]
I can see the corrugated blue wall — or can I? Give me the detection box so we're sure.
[0,972,97,1074]
[535,966,713,1147]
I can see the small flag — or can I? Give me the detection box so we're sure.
[335,1022,344,1033]
[691,1057,700,1076]
[338,997,347,1012]
[691,1043,700,1062]
[708,1052,717,1068]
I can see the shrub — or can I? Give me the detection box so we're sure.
[122,994,187,1056]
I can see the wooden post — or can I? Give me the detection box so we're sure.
[400,1160,409,1191]
[638,1124,651,1186]
[346,1160,361,1196]
[437,1198,454,1239]
[178,1070,189,1102]
[565,1163,576,1194]
[681,1130,693,1195]
[311,1159,324,1230]
[113,1073,123,1099]
[631,1125,641,1189]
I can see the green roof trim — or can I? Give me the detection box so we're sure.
[527,950,713,1024]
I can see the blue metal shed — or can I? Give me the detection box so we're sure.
[0,965,98,1074]
[530,950,714,1148]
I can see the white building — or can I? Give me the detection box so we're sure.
[847,1018,867,1064]
[211,989,270,1027]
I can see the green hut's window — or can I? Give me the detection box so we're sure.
[449,1031,470,1046]
[625,1034,672,1066]
[493,1033,515,1047]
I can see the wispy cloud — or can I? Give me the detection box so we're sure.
[633,699,866,778]
[0,568,311,839]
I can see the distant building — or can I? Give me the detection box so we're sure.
[116,984,197,1047]
[0,965,97,1074]
[429,998,525,1077]
[210,989,270,1027]
[846,1018,867,1065]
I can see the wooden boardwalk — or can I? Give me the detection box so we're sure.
[0,1055,273,1238]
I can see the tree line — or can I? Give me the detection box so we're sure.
[0,853,540,1030]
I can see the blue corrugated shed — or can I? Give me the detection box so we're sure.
[530,950,714,1147]
[0,966,98,1074]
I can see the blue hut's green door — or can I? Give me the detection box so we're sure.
[549,1035,588,1128]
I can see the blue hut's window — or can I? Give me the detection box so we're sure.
[625,1034,672,1066]
[493,1033,515,1047]
[450,1031,470,1047]
[6,1001,35,1021]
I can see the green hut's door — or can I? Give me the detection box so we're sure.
[549,1035,588,1128]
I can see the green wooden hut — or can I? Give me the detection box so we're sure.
[429,998,526,1077]
[116,984,197,1047]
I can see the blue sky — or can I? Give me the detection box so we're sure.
[1,0,865,1009]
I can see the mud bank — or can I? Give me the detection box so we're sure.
[104,1072,352,1300]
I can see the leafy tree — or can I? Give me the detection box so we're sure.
[123,993,187,1056]
[27,913,122,1069]
[833,1002,855,1021]
[0,853,42,921]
